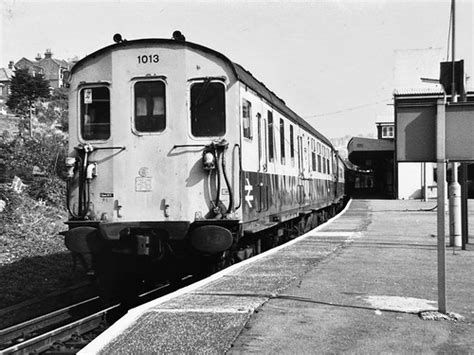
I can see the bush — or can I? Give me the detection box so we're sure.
[28,175,66,207]
[0,128,68,208]
[36,88,69,131]
[0,184,24,225]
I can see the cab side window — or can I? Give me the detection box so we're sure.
[134,81,166,133]
[80,86,110,141]
[242,99,252,139]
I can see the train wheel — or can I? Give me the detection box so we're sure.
[94,251,121,305]
[219,250,235,269]
[200,250,235,275]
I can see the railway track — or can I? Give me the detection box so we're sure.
[0,281,97,330]
[0,277,196,354]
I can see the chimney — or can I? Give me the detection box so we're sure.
[44,49,52,59]
[35,53,42,61]
[8,61,14,69]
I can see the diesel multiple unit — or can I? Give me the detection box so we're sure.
[63,34,347,289]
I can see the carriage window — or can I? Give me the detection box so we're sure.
[135,81,166,132]
[290,124,295,165]
[280,118,285,165]
[242,99,252,139]
[191,81,225,137]
[80,86,110,140]
[268,111,274,161]
[323,148,327,174]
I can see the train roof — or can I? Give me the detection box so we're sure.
[71,38,333,148]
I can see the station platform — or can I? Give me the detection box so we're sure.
[81,199,474,354]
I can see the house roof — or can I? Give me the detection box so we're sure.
[0,67,13,81]
[393,87,444,96]
[15,57,34,66]
[38,57,70,68]
[71,38,333,147]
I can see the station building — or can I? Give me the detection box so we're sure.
[347,47,474,200]
[348,90,474,200]
[348,118,439,200]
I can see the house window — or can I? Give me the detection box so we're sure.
[80,86,110,140]
[382,125,394,138]
[191,81,225,137]
[135,81,166,133]
[242,99,252,139]
[268,111,274,161]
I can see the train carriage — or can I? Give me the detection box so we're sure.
[63,33,346,288]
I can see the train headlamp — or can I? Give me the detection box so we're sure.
[202,150,216,170]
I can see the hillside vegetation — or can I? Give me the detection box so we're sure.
[0,85,89,307]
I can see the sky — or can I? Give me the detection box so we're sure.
[1,0,472,139]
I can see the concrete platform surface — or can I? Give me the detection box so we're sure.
[81,199,474,354]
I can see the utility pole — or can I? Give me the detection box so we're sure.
[448,0,462,247]
[437,99,447,314]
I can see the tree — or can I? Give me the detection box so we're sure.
[36,87,69,132]
[6,68,50,136]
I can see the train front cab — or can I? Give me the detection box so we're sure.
[63,41,245,288]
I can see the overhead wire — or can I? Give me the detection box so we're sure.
[303,98,392,120]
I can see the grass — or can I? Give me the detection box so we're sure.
[0,184,88,309]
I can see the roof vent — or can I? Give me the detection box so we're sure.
[113,33,126,43]
[172,30,186,41]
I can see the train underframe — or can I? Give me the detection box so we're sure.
[64,197,346,307]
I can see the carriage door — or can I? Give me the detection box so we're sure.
[333,152,338,199]
[297,135,304,206]
[257,113,268,212]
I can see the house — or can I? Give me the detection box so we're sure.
[14,49,72,89]
[0,62,14,114]
[14,57,44,77]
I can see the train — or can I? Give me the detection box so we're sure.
[62,32,348,296]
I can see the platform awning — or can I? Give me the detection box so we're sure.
[347,137,394,168]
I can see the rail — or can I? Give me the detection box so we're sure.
[0,276,197,354]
